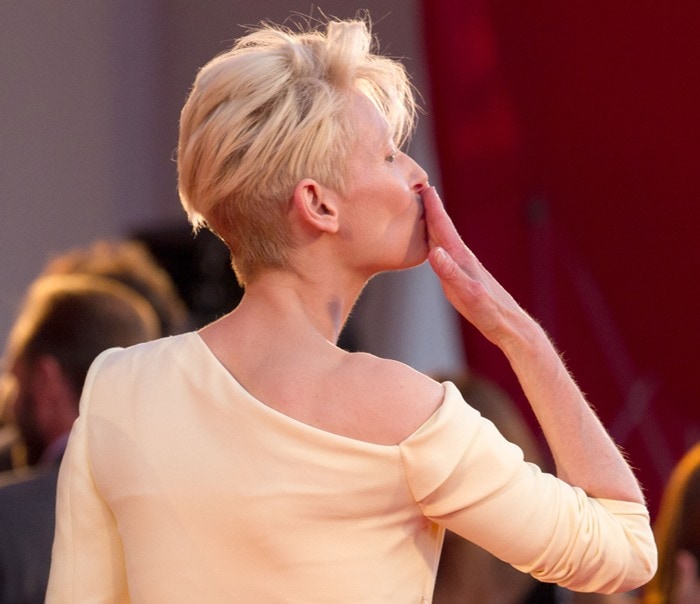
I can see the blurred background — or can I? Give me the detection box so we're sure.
[2,0,698,517]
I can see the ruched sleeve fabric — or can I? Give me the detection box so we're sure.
[400,381,656,594]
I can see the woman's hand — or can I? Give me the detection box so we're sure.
[422,186,535,350]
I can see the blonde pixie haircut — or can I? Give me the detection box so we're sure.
[177,16,417,285]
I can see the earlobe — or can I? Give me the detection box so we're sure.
[292,179,339,234]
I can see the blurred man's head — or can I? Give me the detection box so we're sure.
[1,273,159,464]
[41,239,190,336]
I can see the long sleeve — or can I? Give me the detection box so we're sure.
[400,382,657,594]
[46,350,129,603]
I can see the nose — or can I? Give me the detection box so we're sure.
[406,154,429,193]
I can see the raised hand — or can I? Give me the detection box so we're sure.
[422,186,533,350]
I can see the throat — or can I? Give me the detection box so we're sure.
[326,296,346,344]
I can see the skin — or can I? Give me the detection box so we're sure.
[9,356,78,465]
[330,92,429,279]
[8,361,45,463]
[672,550,700,604]
[201,91,441,446]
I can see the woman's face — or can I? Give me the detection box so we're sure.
[335,92,429,275]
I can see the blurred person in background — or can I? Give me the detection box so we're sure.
[40,239,191,338]
[0,273,160,603]
[0,238,190,472]
[644,443,700,604]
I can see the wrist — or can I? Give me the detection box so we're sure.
[497,313,550,359]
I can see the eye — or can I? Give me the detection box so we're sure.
[386,152,397,163]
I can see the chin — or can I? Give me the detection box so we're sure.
[401,245,430,270]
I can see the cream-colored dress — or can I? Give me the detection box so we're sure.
[46,333,656,603]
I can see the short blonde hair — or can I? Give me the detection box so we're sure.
[177,16,417,285]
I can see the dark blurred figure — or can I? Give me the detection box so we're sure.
[0,273,159,603]
[644,443,700,604]
[132,226,244,329]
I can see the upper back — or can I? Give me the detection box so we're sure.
[200,324,444,446]
[303,351,445,445]
[78,333,448,602]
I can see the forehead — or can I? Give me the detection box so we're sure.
[347,90,392,147]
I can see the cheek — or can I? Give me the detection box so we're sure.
[13,390,30,420]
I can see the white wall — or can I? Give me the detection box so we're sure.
[1,1,176,343]
[0,0,464,375]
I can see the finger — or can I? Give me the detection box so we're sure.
[428,246,460,282]
[422,187,464,255]
[429,246,486,327]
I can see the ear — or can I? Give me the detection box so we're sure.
[291,178,340,234]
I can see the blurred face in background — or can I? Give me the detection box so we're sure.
[5,359,46,465]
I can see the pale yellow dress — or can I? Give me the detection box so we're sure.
[46,333,656,602]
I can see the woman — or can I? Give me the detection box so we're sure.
[644,443,700,604]
[47,17,656,602]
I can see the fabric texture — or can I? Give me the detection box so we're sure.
[47,332,655,602]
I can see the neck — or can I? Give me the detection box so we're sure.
[239,269,366,344]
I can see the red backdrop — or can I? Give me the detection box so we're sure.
[422,1,700,516]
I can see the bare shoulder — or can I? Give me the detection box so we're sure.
[335,352,445,445]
